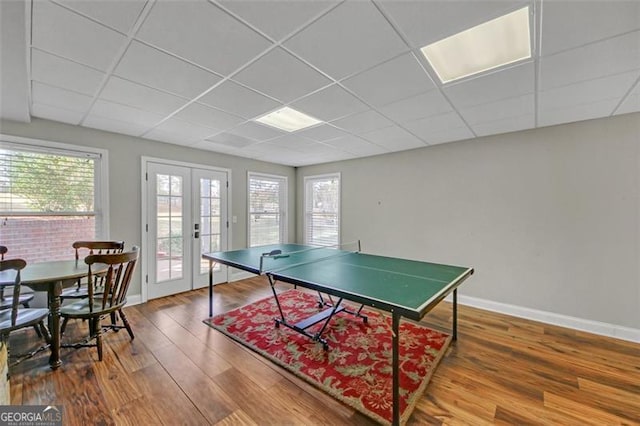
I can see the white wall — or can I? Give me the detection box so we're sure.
[297,113,640,332]
[0,117,296,298]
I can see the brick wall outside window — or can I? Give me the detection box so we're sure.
[0,216,95,264]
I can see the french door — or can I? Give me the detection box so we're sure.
[146,162,228,300]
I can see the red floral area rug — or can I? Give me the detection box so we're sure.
[204,289,451,424]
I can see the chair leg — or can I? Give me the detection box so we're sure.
[38,321,51,345]
[24,300,40,337]
[119,309,135,340]
[2,334,11,379]
[60,317,69,335]
[32,325,42,338]
[92,319,103,361]
[110,312,118,330]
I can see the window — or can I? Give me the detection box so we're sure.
[248,172,287,247]
[304,173,340,246]
[0,138,106,264]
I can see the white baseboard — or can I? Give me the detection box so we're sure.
[448,293,640,343]
[125,287,638,344]
[126,294,143,306]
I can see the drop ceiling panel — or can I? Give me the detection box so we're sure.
[301,142,348,156]
[136,0,270,75]
[100,76,188,116]
[471,113,535,137]
[218,0,339,42]
[443,62,535,108]
[284,1,408,80]
[31,81,93,113]
[362,126,426,151]
[31,49,105,96]
[378,0,527,48]
[89,99,166,127]
[297,124,349,142]
[205,132,258,148]
[258,153,303,166]
[198,80,281,119]
[403,111,470,140]
[322,135,388,156]
[194,140,247,155]
[233,47,331,103]
[83,114,150,136]
[268,134,320,152]
[538,98,621,128]
[301,151,356,166]
[243,141,291,155]
[290,84,368,122]
[379,89,452,123]
[460,94,534,125]
[174,103,244,131]
[31,103,83,125]
[145,118,217,144]
[331,110,395,134]
[56,0,146,34]
[32,0,126,71]
[343,53,435,106]
[423,126,475,146]
[114,41,222,98]
[540,32,640,91]
[143,128,194,146]
[227,121,284,141]
[539,71,639,111]
[541,1,640,56]
[615,81,640,115]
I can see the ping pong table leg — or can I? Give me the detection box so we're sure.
[268,275,286,320]
[392,312,400,426]
[208,260,213,318]
[453,288,458,341]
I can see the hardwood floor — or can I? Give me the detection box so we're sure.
[8,276,640,425]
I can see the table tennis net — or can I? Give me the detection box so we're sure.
[259,241,361,274]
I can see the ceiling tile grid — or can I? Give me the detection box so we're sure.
[197,80,281,120]
[8,0,637,167]
[283,1,409,80]
[31,0,127,71]
[113,41,223,99]
[30,49,105,96]
[135,0,271,76]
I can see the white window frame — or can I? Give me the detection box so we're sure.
[303,172,341,246]
[247,172,288,247]
[0,133,109,238]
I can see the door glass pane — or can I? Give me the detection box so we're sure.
[200,177,221,273]
[157,175,170,195]
[156,174,184,282]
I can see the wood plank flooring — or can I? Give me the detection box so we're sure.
[8,276,640,425]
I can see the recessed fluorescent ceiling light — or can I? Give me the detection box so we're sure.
[254,107,322,132]
[421,7,531,83]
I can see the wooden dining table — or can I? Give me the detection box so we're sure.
[0,259,107,369]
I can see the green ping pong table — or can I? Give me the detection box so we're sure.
[203,243,473,425]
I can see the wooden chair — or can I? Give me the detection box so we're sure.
[60,241,125,301]
[60,247,139,361]
[0,246,35,311]
[0,259,50,367]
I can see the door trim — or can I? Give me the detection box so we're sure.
[140,156,232,303]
